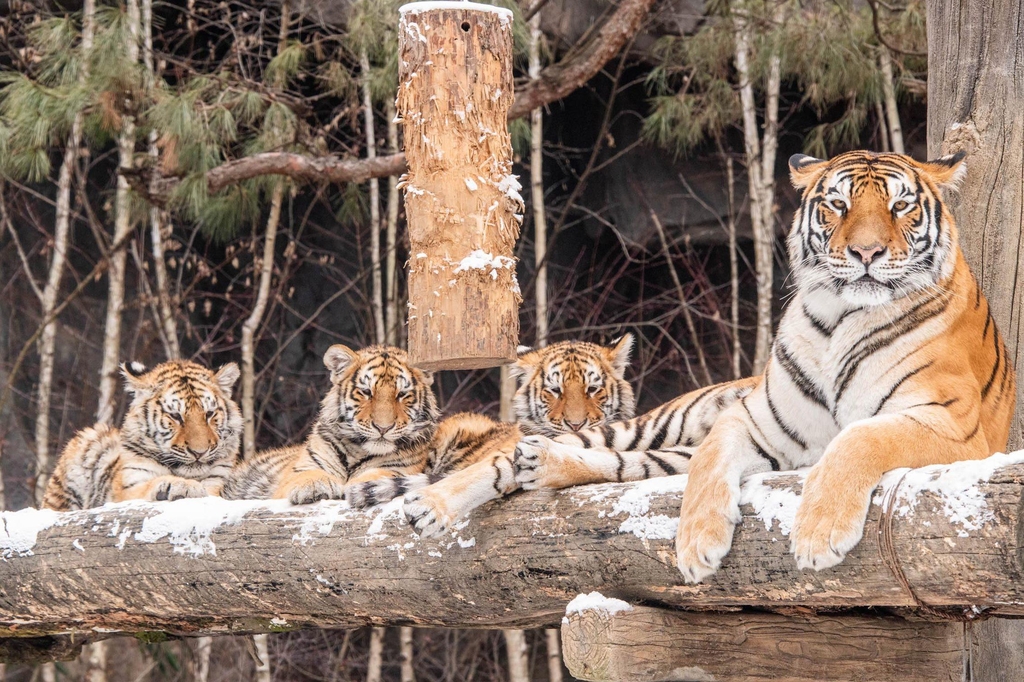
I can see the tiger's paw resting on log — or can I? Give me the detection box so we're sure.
[140,475,211,502]
[278,470,347,505]
[345,473,430,510]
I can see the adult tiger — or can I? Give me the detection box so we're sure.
[222,344,440,504]
[43,360,242,510]
[513,151,1015,581]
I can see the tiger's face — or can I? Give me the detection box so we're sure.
[788,151,966,306]
[120,360,242,474]
[512,335,636,437]
[319,344,440,455]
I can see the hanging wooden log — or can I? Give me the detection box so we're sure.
[397,1,523,370]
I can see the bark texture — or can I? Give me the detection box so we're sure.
[928,0,1024,449]
[4,462,1024,650]
[398,4,521,370]
[562,605,968,682]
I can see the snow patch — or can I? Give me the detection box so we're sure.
[875,451,1024,537]
[740,470,806,536]
[291,500,353,545]
[366,497,407,540]
[564,592,633,621]
[575,476,688,540]
[134,497,273,557]
[464,177,478,191]
[497,174,524,206]
[453,250,515,280]
[0,507,63,558]
[399,2,514,23]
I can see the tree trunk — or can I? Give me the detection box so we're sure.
[241,182,284,458]
[530,12,548,350]
[503,629,529,682]
[399,626,414,682]
[142,0,178,360]
[928,0,1024,673]
[385,101,401,347]
[33,0,96,505]
[95,0,141,426]
[724,152,741,379]
[398,3,521,370]
[366,627,384,682]
[361,48,386,346]
[192,636,212,682]
[879,49,905,155]
[254,633,271,682]
[545,628,562,682]
[732,7,778,375]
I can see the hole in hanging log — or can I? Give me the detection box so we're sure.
[461,21,471,32]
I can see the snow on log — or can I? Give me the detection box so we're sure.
[397,1,522,370]
[3,453,1024,650]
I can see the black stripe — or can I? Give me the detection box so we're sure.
[873,361,934,415]
[646,451,682,475]
[983,309,992,340]
[615,452,625,481]
[773,342,829,409]
[802,305,832,336]
[764,375,808,450]
[750,437,781,471]
[982,335,1003,399]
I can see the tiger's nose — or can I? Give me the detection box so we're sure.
[849,243,887,264]
[186,446,210,460]
[372,422,394,436]
[566,420,586,432]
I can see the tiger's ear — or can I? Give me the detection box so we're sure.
[918,151,967,191]
[214,362,240,397]
[604,333,634,379]
[509,346,539,382]
[120,361,154,396]
[789,154,828,190]
[324,344,358,379]
[418,369,435,387]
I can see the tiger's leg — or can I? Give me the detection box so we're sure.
[513,377,757,490]
[792,406,988,571]
[675,404,782,583]
[404,449,519,538]
[514,438,694,489]
[114,473,209,502]
[344,467,430,509]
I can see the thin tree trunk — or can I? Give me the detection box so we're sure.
[399,626,415,682]
[545,628,562,682]
[142,0,178,359]
[725,152,741,380]
[33,0,96,505]
[732,5,780,375]
[366,627,385,682]
[879,49,905,154]
[529,12,548,349]
[193,636,212,682]
[241,182,284,458]
[876,99,892,151]
[254,632,271,682]
[40,663,55,682]
[95,0,141,425]
[385,100,400,347]
[503,629,529,682]
[361,48,385,346]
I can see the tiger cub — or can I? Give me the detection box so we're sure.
[343,336,637,535]
[42,360,242,510]
[222,344,440,504]
[514,151,1016,581]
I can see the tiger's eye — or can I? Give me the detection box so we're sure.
[892,200,909,212]
[830,199,846,211]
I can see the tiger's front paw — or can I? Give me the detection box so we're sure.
[512,435,579,490]
[286,474,346,506]
[675,479,740,584]
[791,469,871,571]
[346,474,428,510]
[154,478,209,502]
[404,489,455,538]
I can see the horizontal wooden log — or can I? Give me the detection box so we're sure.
[561,603,968,682]
[2,455,1024,647]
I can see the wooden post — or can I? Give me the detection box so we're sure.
[397,1,523,371]
[928,2,1024,675]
